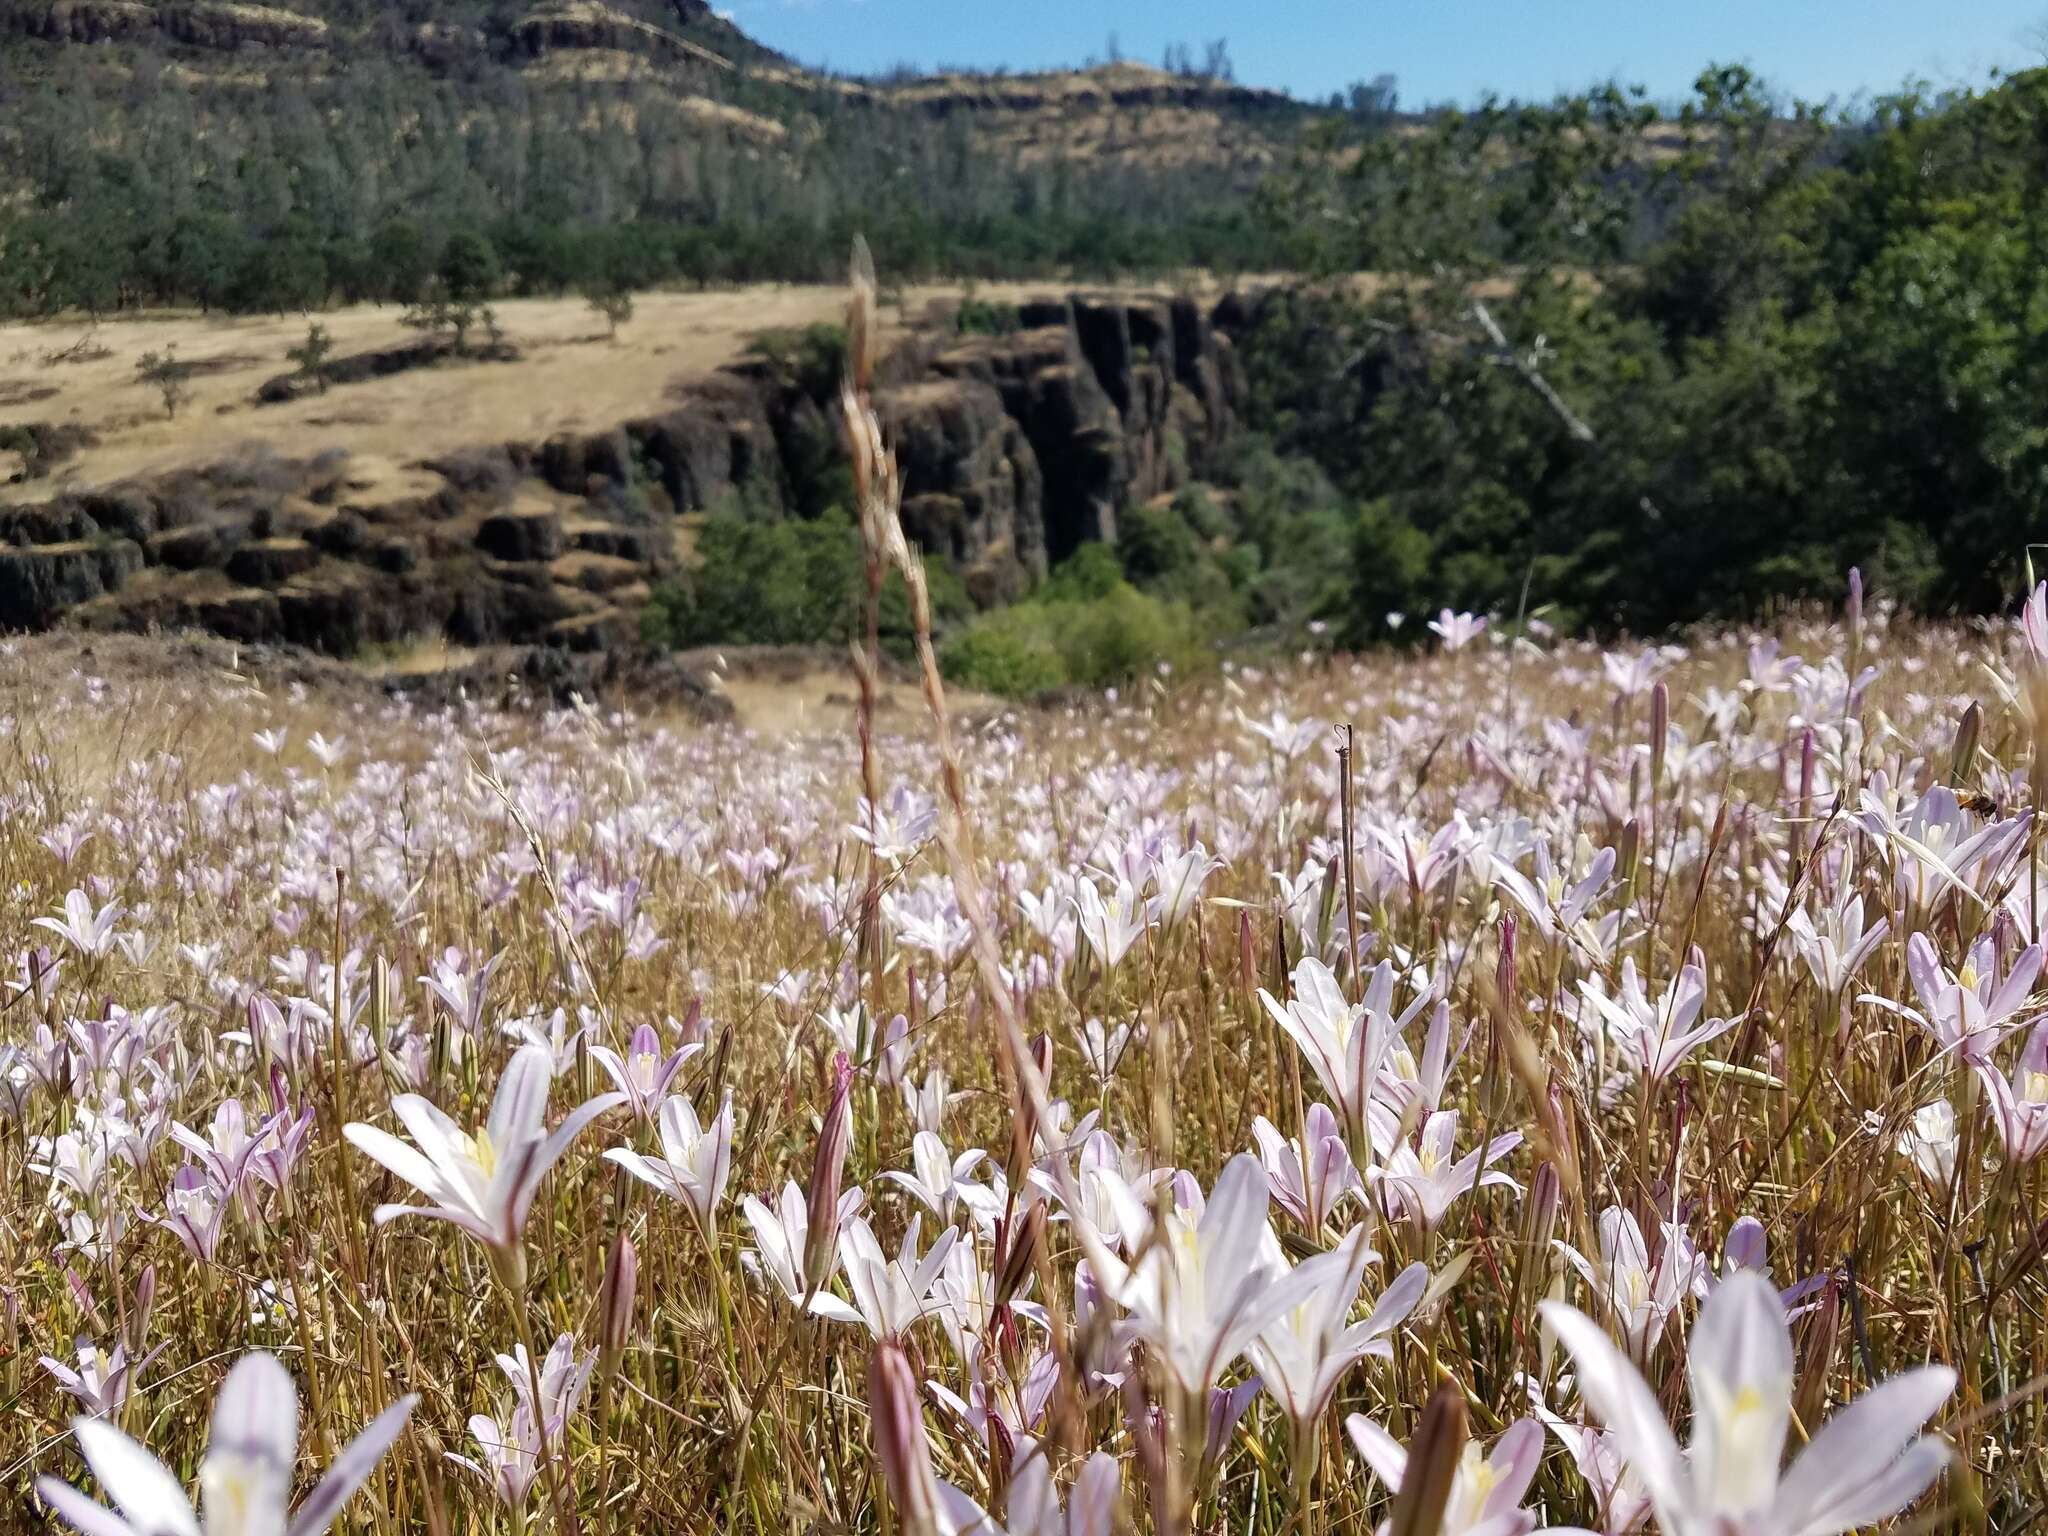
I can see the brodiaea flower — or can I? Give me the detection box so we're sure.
[36,1350,415,1536]
[589,1022,701,1122]
[1541,1269,1955,1536]
[1979,1022,2048,1162]
[1862,931,2043,1066]
[1260,955,1424,1157]
[1580,958,1739,1086]
[344,1043,623,1274]
[1249,1229,1425,1440]
[605,1091,735,1235]
[1345,1408,1561,1536]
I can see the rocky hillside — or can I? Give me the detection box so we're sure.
[0,0,1309,180]
[0,293,1243,659]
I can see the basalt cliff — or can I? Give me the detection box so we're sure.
[0,294,1243,660]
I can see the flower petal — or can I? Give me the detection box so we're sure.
[34,1478,142,1536]
[1772,1366,1956,1536]
[1537,1299,1688,1525]
[287,1393,419,1536]
[73,1420,199,1536]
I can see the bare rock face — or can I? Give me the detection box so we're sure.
[477,506,566,563]
[878,378,1044,602]
[0,291,1241,658]
[627,375,785,517]
[0,541,143,627]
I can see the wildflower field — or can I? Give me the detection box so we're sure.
[6,288,2048,1534]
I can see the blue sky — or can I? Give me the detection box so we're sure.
[722,1,2044,108]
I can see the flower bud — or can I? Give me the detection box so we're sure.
[1387,1381,1467,1536]
[994,1202,1045,1309]
[1008,1033,1055,1187]
[1649,680,1668,789]
[867,1339,940,1536]
[676,996,706,1049]
[1495,913,1517,1003]
[986,1404,1018,1514]
[1846,566,1863,648]
[128,1264,156,1355]
[1523,1161,1561,1259]
[1793,1273,1842,1432]
[1951,701,1982,788]
[599,1232,637,1371]
[804,1052,855,1294]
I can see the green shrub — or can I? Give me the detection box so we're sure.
[1055,582,1201,686]
[956,297,1021,336]
[939,606,1067,695]
[1036,542,1124,604]
[879,559,972,659]
[643,511,971,657]
[1172,485,1233,542]
[746,324,848,402]
[643,513,860,650]
[1116,501,1203,586]
[942,571,1207,696]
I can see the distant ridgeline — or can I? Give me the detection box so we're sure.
[0,0,1316,313]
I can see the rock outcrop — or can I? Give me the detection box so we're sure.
[0,291,1242,656]
[8,0,328,50]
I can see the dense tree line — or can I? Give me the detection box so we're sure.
[0,22,1296,315]
[1241,64,2048,631]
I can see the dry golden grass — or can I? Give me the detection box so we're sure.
[0,281,1074,504]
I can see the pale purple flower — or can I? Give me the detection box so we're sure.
[1979,1022,2048,1162]
[1249,1229,1425,1435]
[1530,1385,1653,1535]
[589,1022,701,1121]
[605,1092,735,1234]
[1556,1206,1710,1361]
[1072,1015,1138,1085]
[1094,1152,1329,1392]
[2023,580,2048,665]
[343,1043,624,1265]
[1895,1100,1959,1188]
[170,1101,279,1213]
[39,1337,163,1420]
[834,1213,961,1339]
[36,1350,415,1536]
[1495,844,1616,945]
[1428,609,1489,651]
[1345,1412,1557,1536]
[33,889,124,960]
[1786,894,1887,997]
[150,1166,230,1264]
[1072,876,1151,970]
[1260,955,1425,1156]
[1148,843,1222,930]
[883,1130,1001,1230]
[1581,959,1739,1086]
[1369,1109,1522,1233]
[1252,1104,1360,1232]
[1862,931,2042,1065]
[937,1436,1123,1536]
[1542,1269,1955,1536]
[741,1179,865,1324]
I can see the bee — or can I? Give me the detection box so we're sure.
[1959,788,2001,818]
